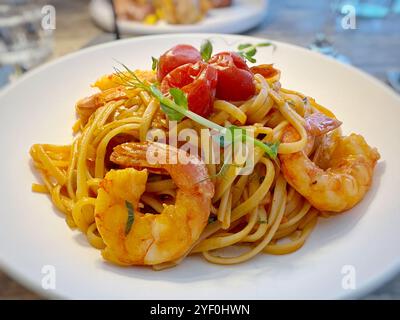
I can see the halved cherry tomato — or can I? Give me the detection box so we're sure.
[157,44,202,81]
[209,51,256,101]
[161,61,218,117]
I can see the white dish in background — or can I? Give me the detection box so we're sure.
[0,34,399,299]
[89,0,268,35]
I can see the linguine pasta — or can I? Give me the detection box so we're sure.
[30,46,379,269]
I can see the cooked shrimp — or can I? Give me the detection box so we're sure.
[279,113,380,212]
[76,70,156,125]
[94,142,214,265]
[75,87,128,125]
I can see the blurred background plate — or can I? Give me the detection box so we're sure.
[89,0,268,34]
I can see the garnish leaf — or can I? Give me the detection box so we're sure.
[151,56,159,71]
[259,219,268,224]
[169,87,188,108]
[256,42,273,47]
[194,161,241,185]
[238,51,256,63]
[200,39,213,62]
[160,104,185,121]
[245,55,257,63]
[149,84,163,99]
[237,43,252,50]
[159,87,188,121]
[263,141,280,159]
[244,47,257,57]
[125,201,134,236]
[236,42,275,64]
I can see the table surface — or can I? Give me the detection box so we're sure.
[1,0,399,300]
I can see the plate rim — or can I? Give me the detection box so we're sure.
[1,33,399,300]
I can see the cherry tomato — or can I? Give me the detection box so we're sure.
[161,61,218,117]
[209,51,256,101]
[157,44,202,81]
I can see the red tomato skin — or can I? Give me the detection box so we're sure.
[157,45,201,81]
[209,51,256,101]
[161,62,218,117]
[184,66,218,117]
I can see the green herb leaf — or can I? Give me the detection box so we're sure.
[158,88,188,121]
[236,42,276,64]
[245,55,257,63]
[169,87,188,108]
[256,42,273,47]
[244,47,257,57]
[263,141,280,159]
[125,201,134,236]
[194,161,241,185]
[237,43,252,50]
[116,64,221,132]
[151,56,159,71]
[259,219,268,224]
[160,104,186,121]
[237,51,256,63]
[200,39,213,62]
[149,84,163,99]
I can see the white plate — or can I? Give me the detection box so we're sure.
[0,34,399,300]
[89,0,268,35]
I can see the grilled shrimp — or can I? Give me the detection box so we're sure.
[94,142,214,265]
[279,113,380,212]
